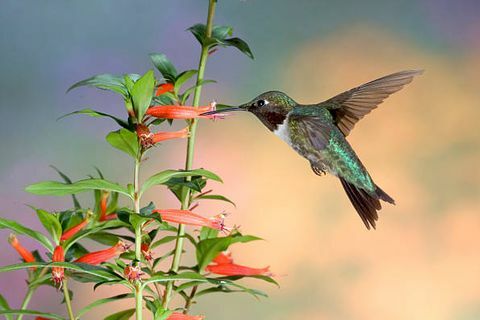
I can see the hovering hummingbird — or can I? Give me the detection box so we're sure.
[202,70,423,229]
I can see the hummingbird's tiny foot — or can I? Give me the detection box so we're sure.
[311,164,326,176]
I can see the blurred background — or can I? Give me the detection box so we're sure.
[1,0,480,319]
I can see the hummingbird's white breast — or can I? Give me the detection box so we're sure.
[273,116,292,146]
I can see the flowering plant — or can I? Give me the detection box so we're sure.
[0,1,276,319]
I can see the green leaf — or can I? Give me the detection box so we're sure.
[104,308,136,320]
[140,169,222,196]
[26,178,132,200]
[77,294,134,319]
[212,25,234,40]
[49,166,81,209]
[142,271,206,286]
[0,218,53,251]
[0,294,12,320]
[199,226,219,241]
[87,232,120,246]
[58,109,130,129]
[195,194,236,207]
[67,73,127,96]
[0,262,120,282]
[174,70,197,95]
[106,129,139,159]
[150,235,177,249]
[132,70,155,121]
[196,233,262,270]
[224,37,254,59]
[34,208,62,244]
[0,310,64,320]
[149,53,177,83]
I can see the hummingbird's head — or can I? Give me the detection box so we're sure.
[202,91,297,131]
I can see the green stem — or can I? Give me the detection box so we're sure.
[17,268,48,320]
[162,0,217,309]
[133,157,143,320]
[62,279,75,320]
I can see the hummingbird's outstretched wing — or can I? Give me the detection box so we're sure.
[319,69,423,136]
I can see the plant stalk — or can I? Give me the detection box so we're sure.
[162,0,217,309]
[183,285,198,314]
[17,268,48,320]
[133,157,143,320]
[62,279,75,320]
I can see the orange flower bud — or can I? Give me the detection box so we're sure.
[75,241,127,265]
[99,191,109,221]
[155,83,174,96]
[154,209,229,231]
[8,234,35,264]
[60,218,88,241]
[167,313,205,320]
[52,245,65,285]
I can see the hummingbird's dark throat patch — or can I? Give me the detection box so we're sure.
[255,111,287,131]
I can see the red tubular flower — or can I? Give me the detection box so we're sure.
[206,263,270,276]
[167,313,205,320]
[155,83,174,96]
[8,234,35,264]
[154,209,229,231]
[35,317,51,320]
[152,127,189,143]
[146,102,224,120]
[52,245,65,285]
[212,251,233,265]
[137,124,189,149]
[60,218,88,241]
[74,241,127,265]
[207,252,271,276]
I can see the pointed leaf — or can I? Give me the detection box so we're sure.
[77,294,134,319]
[106,129,139,158]
[132,70,155,121]
[67,73,127,96]
[142,272,206,286]
[196,234,262,270]
[149,53,177,83]
[0,217,53,251]
[174,70,197,95]
[50,166,81,209]
[26,178,132,200]
[140,169,222,196]
[104,308,136,320]
[224,37,254,59]
[0,310,64,320]
[34,208,62,244]
[0,294,12,320]
[58,109,130,129]
[194,194,236,207]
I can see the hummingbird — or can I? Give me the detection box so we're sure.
[202,70,423,229]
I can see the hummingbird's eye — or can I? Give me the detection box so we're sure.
[256,99,267,107]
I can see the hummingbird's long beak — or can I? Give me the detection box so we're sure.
[200,104,247,116]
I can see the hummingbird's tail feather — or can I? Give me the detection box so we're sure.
[339,178,395,230]
[375,185,395,205]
